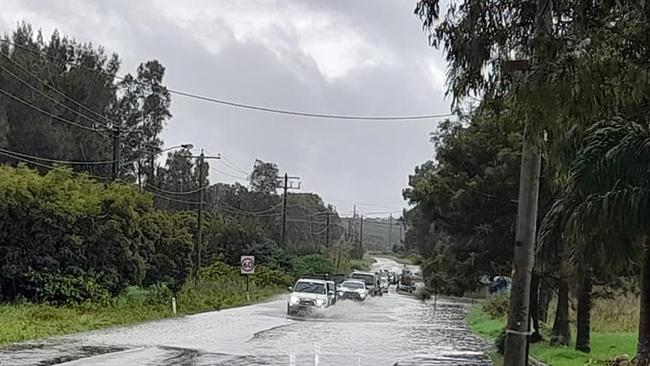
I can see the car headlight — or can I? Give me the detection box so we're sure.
[289,295,300,305]
[315,298,326,306]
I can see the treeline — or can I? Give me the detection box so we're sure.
[0,23,353,306]
[0,166,339,304]
[408,0,650,360]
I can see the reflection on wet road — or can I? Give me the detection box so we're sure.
[0,257,491,366]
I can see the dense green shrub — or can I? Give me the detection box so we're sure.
[0,166,193,303]
[482,295,509,318]
[253,266,294,288]
[20,270,110,305]
[289,254,336,278]
[0,166,325,306]
[200,260,293,288]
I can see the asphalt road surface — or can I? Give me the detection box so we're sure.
[0,257,491,366]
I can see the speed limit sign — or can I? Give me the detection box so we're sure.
[240,255,255,274]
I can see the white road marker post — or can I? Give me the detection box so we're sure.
[172,296,177,315]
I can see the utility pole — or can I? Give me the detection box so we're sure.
[281,173,288,248]
[278,173,300,249]
[353,204,357,242]
[325,211,330,248]
[149,153,155,185]
[359,215,364,257]
[111,126,121,180]
[196,150,205,273]
[503,0,550,364]
[190,150,220,274]
[388,215,393,251]
[399,224,403,244]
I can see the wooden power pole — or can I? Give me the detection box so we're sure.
[278,173,300,249]
[503,0,550,364]
[111,126,121,180]
[196,150,205,273]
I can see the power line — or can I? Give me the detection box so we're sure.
[217,202,284,216]
[1,39,456,121]
[0,149,110,181]
[0,56,112,129]
[0,86,105,134]
[148,191,203,205]
[215,206,283,217]
[215,159,249,177]
[166,88,453,121]
[209,166,249,181]
[219,153,249,175]
[0,148,115,165]
[144,183,204,195]
[0,66,146,152]
[356,210,403,215]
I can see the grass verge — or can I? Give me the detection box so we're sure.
[0,284,283,347]
[349,256,376,271]
[466,305,637,366]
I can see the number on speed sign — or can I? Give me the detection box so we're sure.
[240,255,255,274]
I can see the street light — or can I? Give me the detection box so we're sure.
[160,143,194,153]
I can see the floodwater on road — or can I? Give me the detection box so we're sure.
[0,258,491,366]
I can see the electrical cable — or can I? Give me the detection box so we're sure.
[144,183,204,195]
[0,58,112,129]
[0,149,110,181]
[218,154,249,175]
[0,147,115,165]
[1,49,116,127]
[1,39,456,121]
[148,191,204,205]
[209,166,249,181]
[217,201,284,216]
[0,86,105,134]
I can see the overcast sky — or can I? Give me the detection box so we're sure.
[1,0,450,217]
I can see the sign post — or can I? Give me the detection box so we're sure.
[241,255,255,303]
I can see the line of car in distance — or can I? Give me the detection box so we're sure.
[286,270,397,316]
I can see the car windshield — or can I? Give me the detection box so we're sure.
[350,273,374,286]
[342,281,364,289]
[294,281,326,294]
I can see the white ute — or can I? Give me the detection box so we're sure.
[287,278,335,316]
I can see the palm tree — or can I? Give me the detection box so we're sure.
[552,117,650,363]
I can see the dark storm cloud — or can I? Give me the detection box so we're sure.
[1,0,450,216]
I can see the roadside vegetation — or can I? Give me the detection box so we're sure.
[467,296,637,366]
[0,24,366,347]
[405,0,650,362]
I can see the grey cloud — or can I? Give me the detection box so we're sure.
[2,0,449,215]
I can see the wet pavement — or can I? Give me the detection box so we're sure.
[0,257,491,366]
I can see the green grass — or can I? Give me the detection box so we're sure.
[0,284,283,347]
[466,305,637,366]
[349,256,376,271]
[370,253,417,265]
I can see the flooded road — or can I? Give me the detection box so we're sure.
[0,258,491,366]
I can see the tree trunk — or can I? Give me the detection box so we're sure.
[551,276,571,346]
[529,273,543,343]
[636,237,650,365]
[538,276,552,323]
[575,265,592,353]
